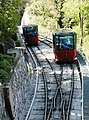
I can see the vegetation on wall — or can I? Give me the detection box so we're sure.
[15,40,21,47]
[0,54,15,84]
[0,0,24,84]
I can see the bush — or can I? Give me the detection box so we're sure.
[1,60,11,72]
[0,69,8,83]
[0,54,15,84]
[15,40,21,47]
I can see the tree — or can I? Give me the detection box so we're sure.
[26,0,65,32]
[25,0,89,47]
[62,0,89,45]
[25,0,57,32]
[0,0,23,51]
[53,0,65,28]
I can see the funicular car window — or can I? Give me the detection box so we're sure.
[26,27,37,36]
[60,36,73,50]
[55,36,60,50]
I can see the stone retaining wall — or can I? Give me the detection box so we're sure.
[8,47,33,120]
[0,85,10,120]
[0,47,33,120]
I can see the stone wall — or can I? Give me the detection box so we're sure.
[0,28,34,119]
[0,85,10,120]
[8,47,33,120]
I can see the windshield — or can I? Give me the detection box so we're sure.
[60,36,73,49]
[23,27,38,36]
[55,35,73,50]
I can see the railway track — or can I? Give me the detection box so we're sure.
[24,37,82,120]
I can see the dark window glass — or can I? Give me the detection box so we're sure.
[60,36,73,50]
[54,35,74,50]
[23,27,38,36]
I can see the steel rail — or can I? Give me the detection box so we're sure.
[30,47,48,120]
[66,64,74,120]
[39,38,77,120]
[46,66,64,120]
[36,45,61,119]
[39,39,52,48]
[40,37,82,120]
[25,37,82,120]
[25,47,39,120]
[39,35,52,42]
[38,40,64,120]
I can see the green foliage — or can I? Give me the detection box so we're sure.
[21,0,89,58]
[0,69,8,82]
[26,0,89,34]
[26,0,62,31]
[0,0,22,33]
[0,54,15,83]
[0,54,15,63]
[82,35,89,59]
[0,0,23,48]
[62,0,79,28]
[0,60,11,72]
[15,40,21,47]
